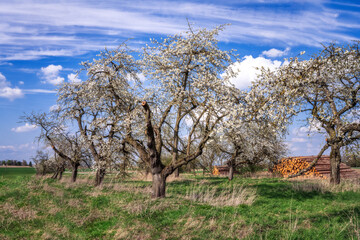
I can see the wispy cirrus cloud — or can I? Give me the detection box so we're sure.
[0,1,359,61]
[23,89,57,94]
[0,143,37,152]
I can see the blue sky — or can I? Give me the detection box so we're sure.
[0,0,359,161]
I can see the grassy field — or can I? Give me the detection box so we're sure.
[0,170,359,239]
[0,167,36,178]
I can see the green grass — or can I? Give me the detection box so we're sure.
[0,167,36,178]
[0,173,359,239]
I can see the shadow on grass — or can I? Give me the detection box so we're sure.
[252,181,335,202]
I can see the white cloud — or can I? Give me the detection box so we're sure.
[0,1,359,60]
[138,73,147,82]
[262,47,290,58]
[291,137,307,143]
[0,73,7,88]
[0,72,24,100]
[40,64,64,85]
[0,145,16,151]
[18,81,24,85]
[0,143,36,152]
[0,87,24,101]
[3,49,76,61]
[226,55,282,89]
[11,123,38,133]
[23,89,57,94]
[67,73,81,83]
[294,119,323,137]
[49,104,60,112]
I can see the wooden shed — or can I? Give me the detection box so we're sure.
[274,155,359,179]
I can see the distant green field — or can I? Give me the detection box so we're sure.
[0,167,36,178]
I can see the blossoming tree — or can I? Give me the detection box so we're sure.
[254,42,360,184]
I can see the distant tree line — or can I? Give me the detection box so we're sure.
[1,160,32,167]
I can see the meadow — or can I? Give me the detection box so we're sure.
[0,168,359,239]
[0,167,36,178]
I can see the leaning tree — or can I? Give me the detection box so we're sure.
[24,112,88,182]
[254,42,360,184]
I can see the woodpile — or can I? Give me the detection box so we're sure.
[213,166,239,176]
[273,157,323,178]
[273,155,360,179]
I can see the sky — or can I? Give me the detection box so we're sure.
[0,0,359,161]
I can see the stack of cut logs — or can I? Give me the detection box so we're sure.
[273,157,324,178]
[273,155,359,179]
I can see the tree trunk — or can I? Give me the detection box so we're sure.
[71,163,80,183]
[51,172,58,179]
[95,168,106,186]
[249,164,256,173]
[58,170,63,180]
[330,145,341,185]
[228,164,234,181]
[174,168,180,177]
[152,173,166,198]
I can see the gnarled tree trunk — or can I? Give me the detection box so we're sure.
[330,144,341,185]
[227,156,236,181]
[51,171,58,179]
[95,168,106,186]
[71,162,80,183]
[228,164,234,181]
[58,169,64,180]
[152,173,166,198]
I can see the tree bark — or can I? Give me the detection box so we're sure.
[51,172,58,179]
[228,164,234,181]
[58,169,63,180]
[95,168,106,186]
[152,173,166,198]
[174,168,180,177]
[227,155,236,181]
[330,144,341,185]
[71,162,80,183]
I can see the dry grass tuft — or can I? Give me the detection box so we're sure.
[241,171,275,179]
[111,183,152,195]
[1,202,37,220]
[43,183,64,197]
[185,184,256,206]
[177,213,252,239]
[110,220,153,239]
[129,171,195,183]
[348,214,360,240]
[62,175,93,188]
[67,198,83,208]
[71,208,114,226]
[291,179,360,193]
[120,196,178,215]
[40,224,70,239]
